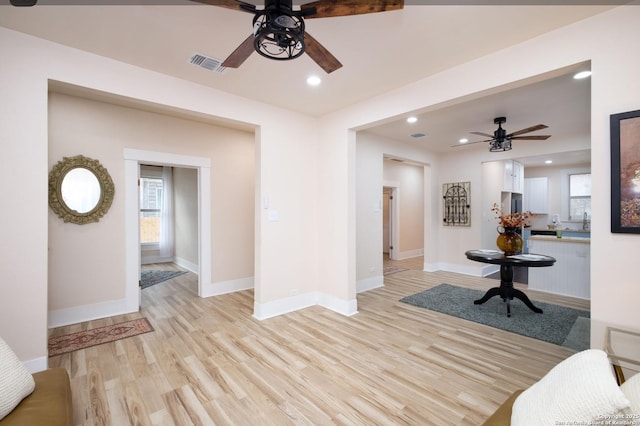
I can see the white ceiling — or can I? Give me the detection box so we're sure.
[0,2,605,161]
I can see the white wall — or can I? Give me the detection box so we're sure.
[355,132,435,290]
[0,26,321,367]
[354,147,425,292]
[0,32,49,370]
[48,92,255,321]
[355,134,385,291]
[333,6,640,349]
[2,5,640,367]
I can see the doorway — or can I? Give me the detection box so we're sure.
[124,149,212,310]
[381,158,426,269]
[139,165,199,292]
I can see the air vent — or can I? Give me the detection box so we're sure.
[410,132,427,138]
[188,53,228,74]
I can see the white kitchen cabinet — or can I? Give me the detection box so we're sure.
[502,160,524,193]
[503,160,513,192]
[524,177,549,213]
[512,160,523,193]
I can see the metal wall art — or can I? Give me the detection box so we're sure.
[443,181,471,226]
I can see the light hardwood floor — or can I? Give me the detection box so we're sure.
[49,259,589,425]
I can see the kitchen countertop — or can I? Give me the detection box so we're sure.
[529,235,590,244]
[529,228,591,233]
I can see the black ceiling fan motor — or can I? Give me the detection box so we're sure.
[493,117,507,141]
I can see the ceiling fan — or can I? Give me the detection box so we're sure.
[456,117,551,152]
[190,0,404,73]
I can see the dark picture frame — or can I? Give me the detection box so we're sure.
[610,109,640,233]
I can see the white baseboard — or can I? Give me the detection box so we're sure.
[174,257,198,274]
[423,261,490,277]
[48,275,253,328]
[23,356,48,374]
[253,291,358,320]
[47,283,360,327]
[201,276,254,298]
[48,298,138,328]
[317,293,358,317]
[356,275,384,293]
[396,249,424,260]
[480,264,500,277]
[141,255,175,265]
[253,292,318,320]
[423,262,439,272]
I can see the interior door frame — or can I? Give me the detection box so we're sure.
[124,149,211,309]
[383,185,399,261]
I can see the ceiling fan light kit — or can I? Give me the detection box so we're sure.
[489,117,511,152]
[191,0,404,73]
[252,4,306,61]
[490,139,512,152]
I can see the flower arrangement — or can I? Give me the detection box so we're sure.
[491,202,535,228]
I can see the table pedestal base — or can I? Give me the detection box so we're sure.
[474,264,543,317]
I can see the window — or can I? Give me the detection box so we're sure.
[569,173,591,221]
[140,177,163,244]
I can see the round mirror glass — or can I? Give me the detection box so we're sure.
[61,167,101,214]
[49,155,114,224]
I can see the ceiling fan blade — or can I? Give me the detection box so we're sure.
[507,124,548,138]
[188,0,256,13]
[304,32,343,74]
[221,34,255,68]
[301,0,403,19]
[510,135,551,140]
[470,131,494,138]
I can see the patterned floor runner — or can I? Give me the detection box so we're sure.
[48,318,154,357]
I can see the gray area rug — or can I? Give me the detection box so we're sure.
[141,270,187,289]
[400,283,590,351]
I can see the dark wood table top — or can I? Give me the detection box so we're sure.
[465,249,556,267]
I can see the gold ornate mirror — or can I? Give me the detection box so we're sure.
[49,155,115,224]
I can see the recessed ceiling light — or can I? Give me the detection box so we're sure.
[573,71,592,79]
[406,116,418,124]
[459,138,468,143]
[545,160,553,164]
[306,75,321,86]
